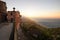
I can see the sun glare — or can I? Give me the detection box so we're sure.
[20,9,60,18]
[21,9,37,18]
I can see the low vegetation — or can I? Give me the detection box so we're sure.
[20,17,60,40]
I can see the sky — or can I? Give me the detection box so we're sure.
[3,0,60,18]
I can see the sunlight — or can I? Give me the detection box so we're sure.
[20,9,60,18]
[21,10,50,18]
[21,9,38,18]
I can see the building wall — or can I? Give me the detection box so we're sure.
[7,11,21,22]
[0,1,21,25]
[0,1,7,13]
[7,11,21,29]
[0,1,7,22]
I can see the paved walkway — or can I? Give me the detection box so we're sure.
[0,22,29,40]
[0,23,13,40]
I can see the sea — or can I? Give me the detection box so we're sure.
[32,18,60,28]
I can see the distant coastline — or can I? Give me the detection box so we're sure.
[32,18,60,28]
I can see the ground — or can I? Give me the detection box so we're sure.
[0,22,28,40]
[0,22,13,40]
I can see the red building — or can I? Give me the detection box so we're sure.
[7,8,21,23]
[0,1,7,22]
[0,0,21,23]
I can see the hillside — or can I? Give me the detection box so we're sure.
[20,17,52,40]
[48,28,60,40]
[19,17,60,40]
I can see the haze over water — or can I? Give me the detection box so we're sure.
[32,18,60,28]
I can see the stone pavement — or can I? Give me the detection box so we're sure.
[0,22,13,40]
[0,23,28,40]
[0,22,29,40]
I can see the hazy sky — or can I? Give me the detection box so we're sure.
[3,0,60,18]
